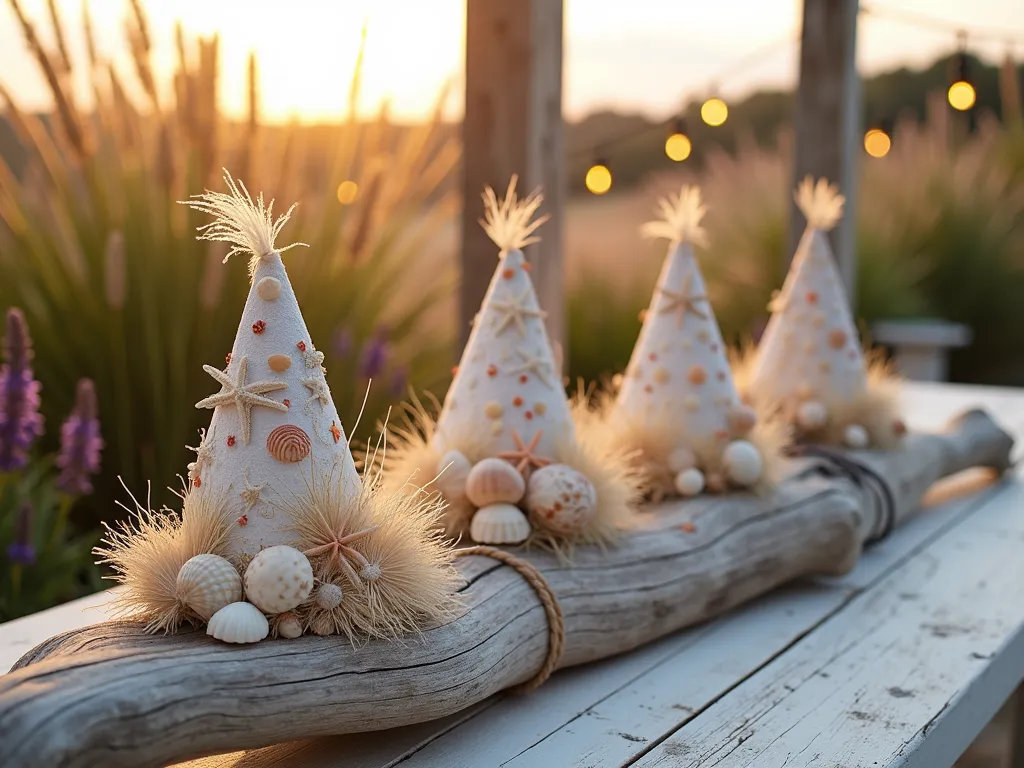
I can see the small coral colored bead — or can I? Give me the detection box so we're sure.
[252,320,267,334]
[193,476,201,487]
[283,399,291,408]
[227,435,236,447]
[237,515,248,526]
[487,364,498,377]
[297,341,306,352]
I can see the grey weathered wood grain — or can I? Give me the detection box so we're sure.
[0,410,1013,768]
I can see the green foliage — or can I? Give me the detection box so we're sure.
[0,9,458,523]
[0,462,102,621]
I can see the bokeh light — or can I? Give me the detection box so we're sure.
[700,98,728,127]
[665,133,692,162]
[863,128,891,158]
[947,80,976,111]
[337,180,359,204]
[585,164,612,195]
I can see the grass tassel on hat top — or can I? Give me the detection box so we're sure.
[588,184,786,501]
[734,176,905,450]
[377,176,641,557]
[94,170,460,641]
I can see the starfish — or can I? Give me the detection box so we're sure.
[657,271,709,329]
[239,468,268,513]
[498,429,552,480]
[303,523,380,587]
[507,347,555,389]
[491,287,548,338]
[186,426,215,483]
[302,376,330,413]
[196,356,288,444]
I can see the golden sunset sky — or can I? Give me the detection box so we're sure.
[1,0,1022,123]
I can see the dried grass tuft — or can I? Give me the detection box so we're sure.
[639,184,710,248]
[480,175,549,253]
[93,479,234,633]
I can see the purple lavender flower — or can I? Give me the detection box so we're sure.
[0,308,44,472]
[389,366,408,397]
[6,503,35,566]
[358,326,390,380]
[333,326,353,359]
[56,379,104,495]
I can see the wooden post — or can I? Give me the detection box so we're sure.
[789,0,861,305]
[462,0,566,360]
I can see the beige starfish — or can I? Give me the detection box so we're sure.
[303,522,380,587]
[498,429,552,480]
[508,347,555,388]
[491,287,548,338]
[657,271,708,329]
[240,468,269,513]
[196,356,288,444]
[186,426,215,484]
[302,376,330,412]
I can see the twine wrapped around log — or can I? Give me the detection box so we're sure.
[0,409,1013,768]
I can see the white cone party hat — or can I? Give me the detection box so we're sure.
[745,177,904,449]
[386,177,638,548]
[185,176,361,558]
[609,185,775,498]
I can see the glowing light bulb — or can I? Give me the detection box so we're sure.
[701,98,728,127]
[585,164,612,195]
[337,180,359,205]
[665,133,692,162]
[863,128,891,158]
[947,80,976,111]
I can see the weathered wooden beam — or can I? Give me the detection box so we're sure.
[789,0,861,303]
[0,411,1012,768]
[461,0,566,359]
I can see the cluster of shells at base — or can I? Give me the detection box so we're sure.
[436,450,597,545]
[174,544,361,644]
[670,402,764,497]
[786,388,906,449]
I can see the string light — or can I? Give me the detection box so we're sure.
[948,42,976,111]
[863,129,890,158]
[337,180,359,205]
[701,96,729,127]
[665,118,692,162]
[585,160,612,195]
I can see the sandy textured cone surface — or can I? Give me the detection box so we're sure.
[750,222,866,407]
[615,240,739,446]
[434,248,571,464]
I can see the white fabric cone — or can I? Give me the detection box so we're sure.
[749,193,866,407]
[434,248,572,464]
[189,252,361,558]
[615,240,739,446]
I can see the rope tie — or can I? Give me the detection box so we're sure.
[454,545,564,693]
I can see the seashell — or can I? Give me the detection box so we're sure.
[667,446,697,474]
[466,457,526,507]
[705,472,727,494]
[728,404,758,436]
[435,449,472,502]
[256,276,282,301]
[524,463,598,536]
[674,468,705,497]
[892,419,907,437]
[267,424,311,463]
[796,400,827,431]
[470,503,532,544]
[244,545,314,614]
[267,354,291,372]
[315,583,343,611]
[176,554,242,620]
[207,602,269,644]
[277,611,303,639]
[843,423,869,449]
[723,440,763,486]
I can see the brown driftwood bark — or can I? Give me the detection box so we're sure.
[0,410,1012,768]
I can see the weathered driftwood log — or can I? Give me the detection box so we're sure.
[0,409,1013,768]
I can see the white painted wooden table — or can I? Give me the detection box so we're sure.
[2,382,1023,768]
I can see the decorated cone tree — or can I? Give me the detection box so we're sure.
[385,177,640,549]
[608,185,783,499]
[95,172,458,644]
[743,177,904,449]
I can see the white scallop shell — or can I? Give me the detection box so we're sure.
[667,446,697,474]
[843,423,869,449]
[315,583,343,611]
[276,611,303,639]
[723,440,763,486]
[796,400,828,431]
[176,554,242,620]
[435,449,473,502]
[524,463,598,536]
[674,468,705,497]
[470,503,531,544]
[207,602,269,644]
[244,545,314,614]
[466,458,526,507]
